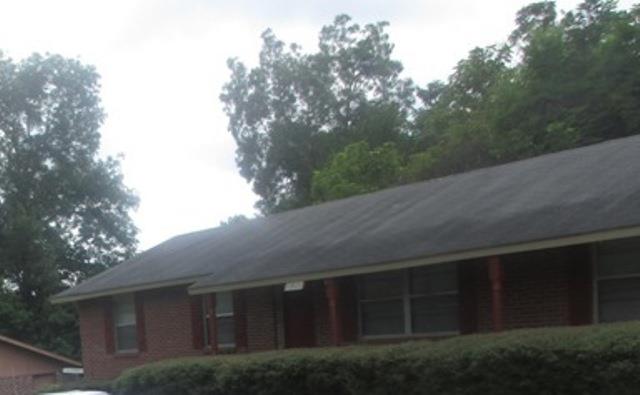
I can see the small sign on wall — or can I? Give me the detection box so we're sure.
[284,281,305,292]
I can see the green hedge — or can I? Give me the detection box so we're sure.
[114,322,640,395]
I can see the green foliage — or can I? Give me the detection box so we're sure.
[0,53,138,357]
[219,214,250,226]
[113,322,640,395]
[311,141,403,202]
[221,15,415,213]
[223,1,640,209]
[413,0,640,179]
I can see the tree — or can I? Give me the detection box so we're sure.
[219,214,250,226]
[311,141,403,202]
[411,0,640,178]
[221,15,415,214]
[409,45,512,180]
[223,2,640,209]
[0,53,138,357]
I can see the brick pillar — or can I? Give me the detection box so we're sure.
[324,278,343,346]
[488,256,504,332]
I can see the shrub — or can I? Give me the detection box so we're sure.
[114,322,640,395]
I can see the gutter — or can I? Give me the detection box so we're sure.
[52,226,640,303]
[187,226,640,294]
[50,276,202,304]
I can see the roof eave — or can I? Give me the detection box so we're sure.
[188,225,640,294]
[0,334,82,367]
[50,276,203,305]
[52,226,640,303]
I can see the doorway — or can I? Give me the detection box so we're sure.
[283,287,316,348]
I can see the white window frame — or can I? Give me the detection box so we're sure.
[593,240,640,324]
[113,294,137,353]
[357,264,460,339]
[215,291,236,349]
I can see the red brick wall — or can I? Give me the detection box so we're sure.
[77,245,595,380]
[244,286,279,351]
[475,246,592,332]
[78,286,203,380]
[0,374,35,395]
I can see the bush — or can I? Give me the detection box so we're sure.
[113,322,640,395]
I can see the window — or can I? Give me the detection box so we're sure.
[596,237,640,323]
[113,294,137,352]
[216,292,235,347]
[358,263,459,337]
[410,265,459,333]
[359,270,405,335]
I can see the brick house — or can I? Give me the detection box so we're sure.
[53,136,640,380]
[0,334,81,394]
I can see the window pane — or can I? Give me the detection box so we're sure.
[599,277,640,323]
[116,324,138,351]
[114,295,136,325]
[216,292,234,315]
[217,316,235,345]
[411,264,458,295]
[411,295,459,333]
[597,238,640,277]
[360,271,404,300]
[361,300,404,336]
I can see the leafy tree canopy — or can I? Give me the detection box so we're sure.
[219,214,250,226]
[411,0,640,179]
[0,53,138,357]
[221,15,415,213]
[311,142,403,202]
[224,1,640,205]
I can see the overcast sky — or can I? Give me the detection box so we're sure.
[0,0,635,250]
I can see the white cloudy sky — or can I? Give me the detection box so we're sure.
[0,0,634,250]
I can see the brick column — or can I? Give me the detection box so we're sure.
[324,278,343,346]
[488,256,504,332]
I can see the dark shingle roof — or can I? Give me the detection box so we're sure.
[53,135,640,302]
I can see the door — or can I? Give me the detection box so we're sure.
[283,287,316,348]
